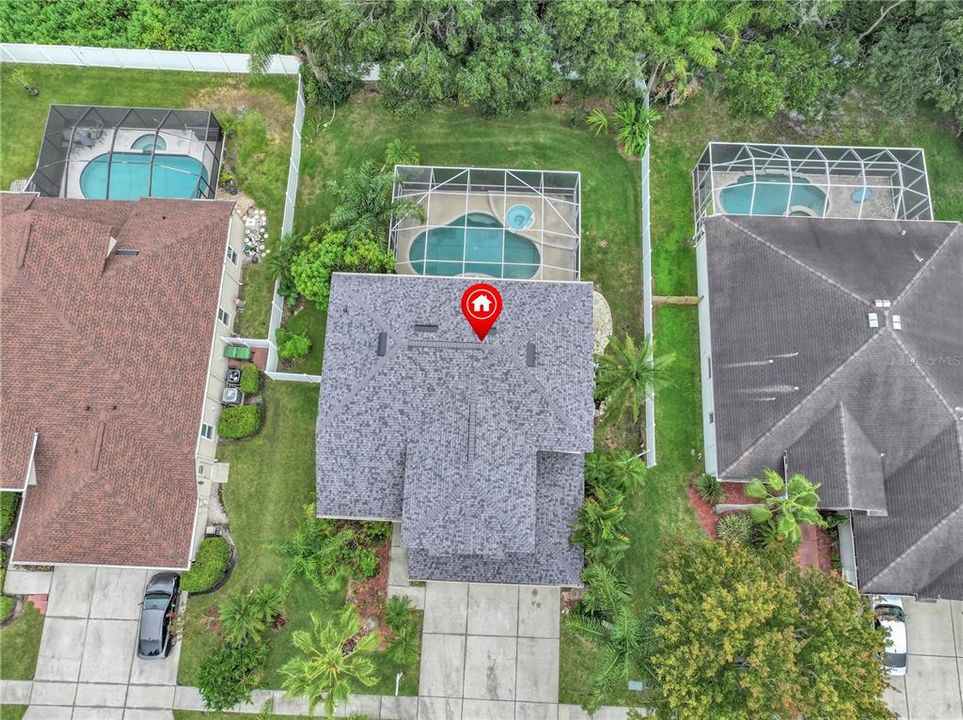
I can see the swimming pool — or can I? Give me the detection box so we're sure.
[718,173,827,216]
[408,212,540,279]
[80,152,209,200]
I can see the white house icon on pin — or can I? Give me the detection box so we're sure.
[472,293,492,314]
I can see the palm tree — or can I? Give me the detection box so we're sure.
[264,233,303,298]
[272,519,353,597]
[280,607,378,719]
[567,590,646,713]
[595,334,673,428]
[219,584,284,646]
[745,469,826,545]
[327,161,425,244]
[613,101,662,157]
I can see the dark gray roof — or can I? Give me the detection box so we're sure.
[704,215,963,598]
[315,273,594,585]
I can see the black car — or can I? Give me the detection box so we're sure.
[137,572,179,660]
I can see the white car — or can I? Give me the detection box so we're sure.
[872,595,907,676]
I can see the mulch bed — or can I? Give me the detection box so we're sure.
[687,485,718,538]
[346,542,391,649]
[796,524,834,573]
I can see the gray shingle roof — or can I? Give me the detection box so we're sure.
[315,273,595,585]
[704,215,963,598]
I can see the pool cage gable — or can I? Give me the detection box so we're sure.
[389,165,582,281]
[27,104,223,200]
[692,142,933,225]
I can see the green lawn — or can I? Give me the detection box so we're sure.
[0,602,44,680]
[0,706,26,720]
[177,380,420,694]
[0,64,296,339]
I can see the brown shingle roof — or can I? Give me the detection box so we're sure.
[1,193,233,568]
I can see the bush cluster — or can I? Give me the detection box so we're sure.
[275,328,311,360]
[180,536,230,593]
[197,639,268,711]
[0,0,242,52]
[238,363,260,395]
[0,492,20,536]
[218,404,261,439]
[695,473,724,504]
[0,550,14,620]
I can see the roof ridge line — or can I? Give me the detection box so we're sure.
[889,330,958,419]
[721,215,869,306]
[724,330,888,474]
[838,404,854,509]
[862,496,963,589]
[891,224,961,309]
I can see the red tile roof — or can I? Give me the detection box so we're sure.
[1,193,234,567]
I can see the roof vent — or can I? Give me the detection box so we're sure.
[868,313,879,328]
[414,324,438,333]
[376,331,387,357]
[892,314,902,330]
[526,342,536,367]
[115,248,139,256]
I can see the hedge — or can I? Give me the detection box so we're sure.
[218,404,261,439]
[238,363,260,395]
[180,536,230,593]
[0,549,14,620]
[1,493,20,536]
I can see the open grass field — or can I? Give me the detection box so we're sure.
[0,602,44,681]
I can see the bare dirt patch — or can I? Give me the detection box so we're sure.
[190,78,293,144]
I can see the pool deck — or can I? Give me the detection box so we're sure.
[712,170,897,220]
[59,127,214,200]
[393,189,580,281]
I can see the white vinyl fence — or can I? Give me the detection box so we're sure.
[641,95,657,468]
[0,43,300,74]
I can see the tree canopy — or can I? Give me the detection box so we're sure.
[644,540,893,720]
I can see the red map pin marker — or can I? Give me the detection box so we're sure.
[461,283,502,341]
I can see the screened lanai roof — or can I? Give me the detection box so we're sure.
[390,165,581,282]
[26,105,223,201]
[693,142,932,224]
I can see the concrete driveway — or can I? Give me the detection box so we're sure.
[883,598,963,720]
[418,581,561,720]
[25,565,179,719]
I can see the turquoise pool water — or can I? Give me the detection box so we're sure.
[718,173,827,216]
[506,203,535,230]
[131,134,167,152]
[80,152,208,200]
[408,212,540,278]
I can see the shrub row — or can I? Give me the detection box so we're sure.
[180,536,230,593]
[218,404,261,439]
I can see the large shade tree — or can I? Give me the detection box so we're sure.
[643,540,892,720]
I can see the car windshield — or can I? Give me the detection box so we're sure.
[875,604,905,621]
[884,652,907,668]
[143,593,168,611]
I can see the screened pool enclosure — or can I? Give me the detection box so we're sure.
[693,142,933,223]
[390,166,581,281]
[26,105,223,200]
